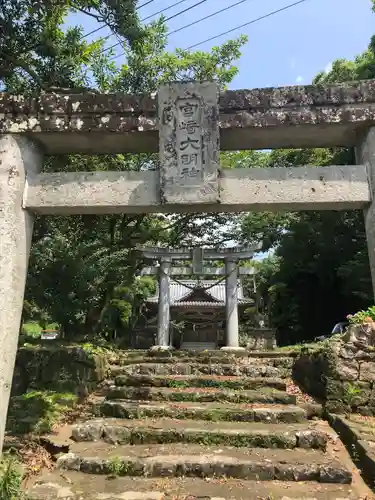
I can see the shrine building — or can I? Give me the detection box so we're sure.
[145,279,253,350]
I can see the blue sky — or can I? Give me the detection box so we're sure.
[66,0,374,256]
[67,0,374,89]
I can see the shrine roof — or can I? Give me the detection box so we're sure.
[147,280,251,306]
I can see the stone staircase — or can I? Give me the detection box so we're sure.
[28,350,373,500]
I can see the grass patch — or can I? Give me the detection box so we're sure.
[6,390,77,435]
[278,336,343,355]
[0,454,24,500]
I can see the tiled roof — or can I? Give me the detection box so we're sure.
[170,300,251,307]
[147,280,251,306]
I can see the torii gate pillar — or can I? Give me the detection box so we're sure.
[155,258,172,350]
[222,258,242,351]
[0,135,43,454]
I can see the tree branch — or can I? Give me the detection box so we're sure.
[2,55,46,89]
[74,6,105,24]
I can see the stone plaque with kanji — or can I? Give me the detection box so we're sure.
[158,81,220,204]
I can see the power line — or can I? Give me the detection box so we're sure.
[83,25,106,39]
[138,0,157,8]
[81,0,157,40]
[107,0,209,56]
[169,0,253,37]
[97,0,191,44]
[141,0,190,23]
[186,0,309,50]
[164,0,208,22]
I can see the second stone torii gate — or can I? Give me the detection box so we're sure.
[140,246,259,351]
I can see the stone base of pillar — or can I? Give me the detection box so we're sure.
[149,345,174,352]
[220,346,246,352]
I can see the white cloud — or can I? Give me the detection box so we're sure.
[295,75,304,84]
[324,62,333,74]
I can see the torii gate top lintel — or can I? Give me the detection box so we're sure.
[1,79,375,154]
[140,246,260,276]
[139,244,262,262]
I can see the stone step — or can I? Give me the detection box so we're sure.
[114,374,287,391]
[99,400,308,423]
[105,386,296,404]
[114,351,296,365]
[56,444,352,483]
[27,471,361,500]
[71,418,328,449]
[111,363,287,378]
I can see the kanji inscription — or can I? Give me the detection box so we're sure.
[158,82,220,204]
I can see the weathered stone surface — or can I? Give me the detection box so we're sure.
[244,328,277,350]
[334,359,359,381]
[56,453,82,471]
[121,362,283,378]
[2,80,375,154]
[72,419,329,450]
[296,430,327,450]
[1,79,375,117]
[71,420,105,442]
[114,375,287,391]
[359,360,375,381]
[158,81,219,205]
[343,323,375,348]
[29,481,164,500]
[115,351,296,363]
[328,414,375,489]
[105,386,296,405]
[0,135,43,455]
[293,339,375,415]
[11,345,108,395]
[55,452,351,483]
[319,466,352,484]
[25,473,361,500]
[24,165,371,216]
[219,80,375,109]
[100,400,307,423]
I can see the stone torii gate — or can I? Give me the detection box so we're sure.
[140,246,259,350]
[2,79,375,453]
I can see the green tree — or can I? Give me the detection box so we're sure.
[1,7,247,339]
[240,34,375,343]
[0,0,145,92]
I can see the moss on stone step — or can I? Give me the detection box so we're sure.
[100,400,306,423]
[113,363,286,378]
[56,451,351,483]
[71,419,327,450]
[105,386,296,404]
[114,375,287,391]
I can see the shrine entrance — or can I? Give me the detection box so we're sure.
[1,78,375,454]
[141,247,257,351]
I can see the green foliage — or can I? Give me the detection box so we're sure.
[0,455,23,500]
[342,383,363,416]
[6,390,76,435]
[0,0,144,91]
[107,456,126,476]
[240,33,375,343]
[0,6,247,341]
[21,322,59,340]
[347,306,375,324]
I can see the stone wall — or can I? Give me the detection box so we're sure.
[11,345,110,396]
[293,326,375,414]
